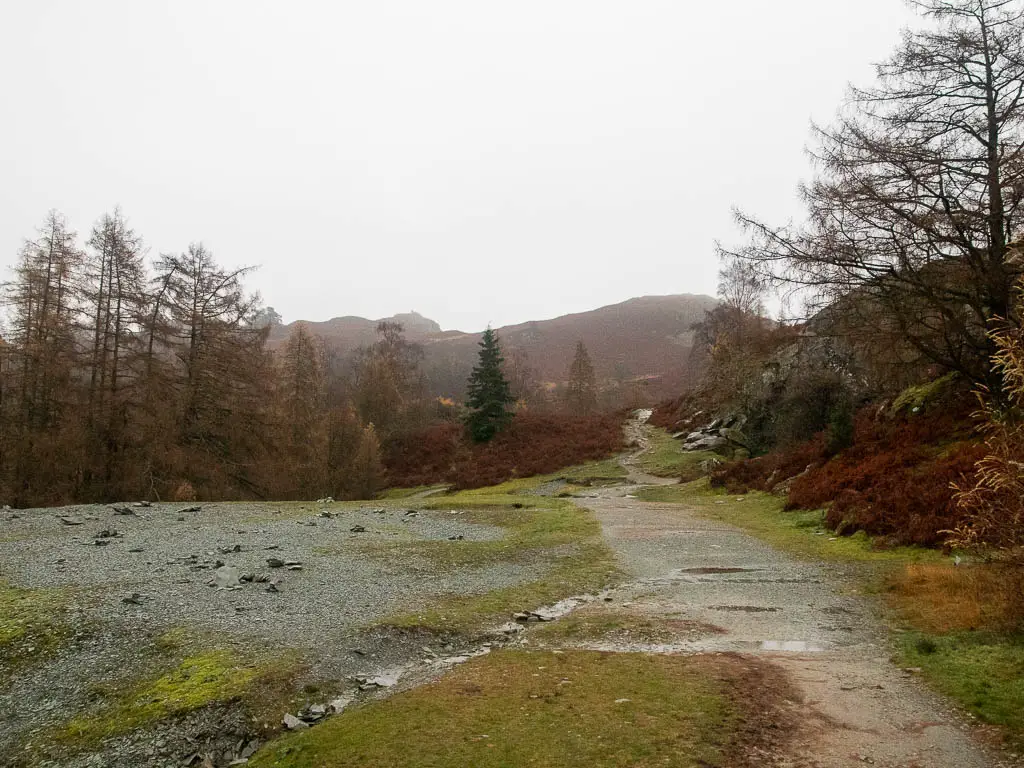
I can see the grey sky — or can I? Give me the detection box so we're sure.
[1,1,913,332]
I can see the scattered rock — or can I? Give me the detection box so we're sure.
[267,557,285,568]
[128,547,145,553]
[214,566,241,589]
[178,506,202,514]
[239,573,255,583]
[447,535,464,541]
[354,672,399,690]
[111,505,136,516]
[327,697,353,714]
[254,574,270,583]
[240,740,260,759]
[218,544,242,554]
[350,525,366,533]
[59,516,84,526]
[282,713,308,730]
[95,528,122,538]
[122,593,145,605]
[512,612,531,622]
[316,496,335,504]
[133,501,152,508]
[265,582,280,593]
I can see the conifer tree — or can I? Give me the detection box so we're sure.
[464,327,513,442]
[566,341,598,415]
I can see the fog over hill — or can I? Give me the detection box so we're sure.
[271,294,717,400]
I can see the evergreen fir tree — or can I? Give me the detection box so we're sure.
[464,328,514,442]
[566,341,598,415]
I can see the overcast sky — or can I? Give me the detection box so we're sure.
[0,1,914,332]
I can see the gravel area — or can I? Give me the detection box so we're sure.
[0,500,550,767]
[1,501,523,647]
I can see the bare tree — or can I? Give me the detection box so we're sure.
[722,0,1024,395]
[82,209,147,492]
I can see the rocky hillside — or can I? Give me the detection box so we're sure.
[271,295,717,401]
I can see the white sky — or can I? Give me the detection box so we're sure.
[0,1,914,332]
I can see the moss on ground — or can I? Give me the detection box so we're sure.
[892,372,958,414]
[249,649,740,768]
[59,642,288,748]
[0,580,73,671]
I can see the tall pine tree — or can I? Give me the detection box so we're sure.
[566,341,597,415]
[464,327,513,442]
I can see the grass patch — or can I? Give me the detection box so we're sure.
[377,482,621,632]
[0,580,72,671]
[635,481,941,564]
[249,649,743,768]
[887,562,1024,746]
[634,428,718,480]
[556,458,629,485]
[886,563,1024,633]
[377,485,448,500]
[898,632,1024,746]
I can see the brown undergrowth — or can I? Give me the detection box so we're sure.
[710,398,982,546]
[384,412,626,490]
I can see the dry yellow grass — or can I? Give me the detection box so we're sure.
[887,563,1024,633]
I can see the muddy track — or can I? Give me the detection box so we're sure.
[576,413,1011,768]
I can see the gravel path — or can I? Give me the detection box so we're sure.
[577,414,1014,768]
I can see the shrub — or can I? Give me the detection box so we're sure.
[711,393,983,547]
[384,412,626,490]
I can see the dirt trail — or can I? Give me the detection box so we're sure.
[578,413,1008,768]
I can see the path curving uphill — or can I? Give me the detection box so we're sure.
[575,411,1004,768]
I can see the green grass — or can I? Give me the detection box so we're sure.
[556,458,629,485]
[377,485,448,500]
[635,481,941,564]
[898,632,1024,746]
[377,480,621,632]
[634,428,719,479]
[249,649,740,768]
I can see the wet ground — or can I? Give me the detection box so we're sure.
[563,415,1009,768]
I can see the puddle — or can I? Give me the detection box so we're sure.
[710,605,780,613]
[684,638,830,653]
[758,640,826,652]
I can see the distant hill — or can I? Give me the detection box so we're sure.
[270,295,717,402]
